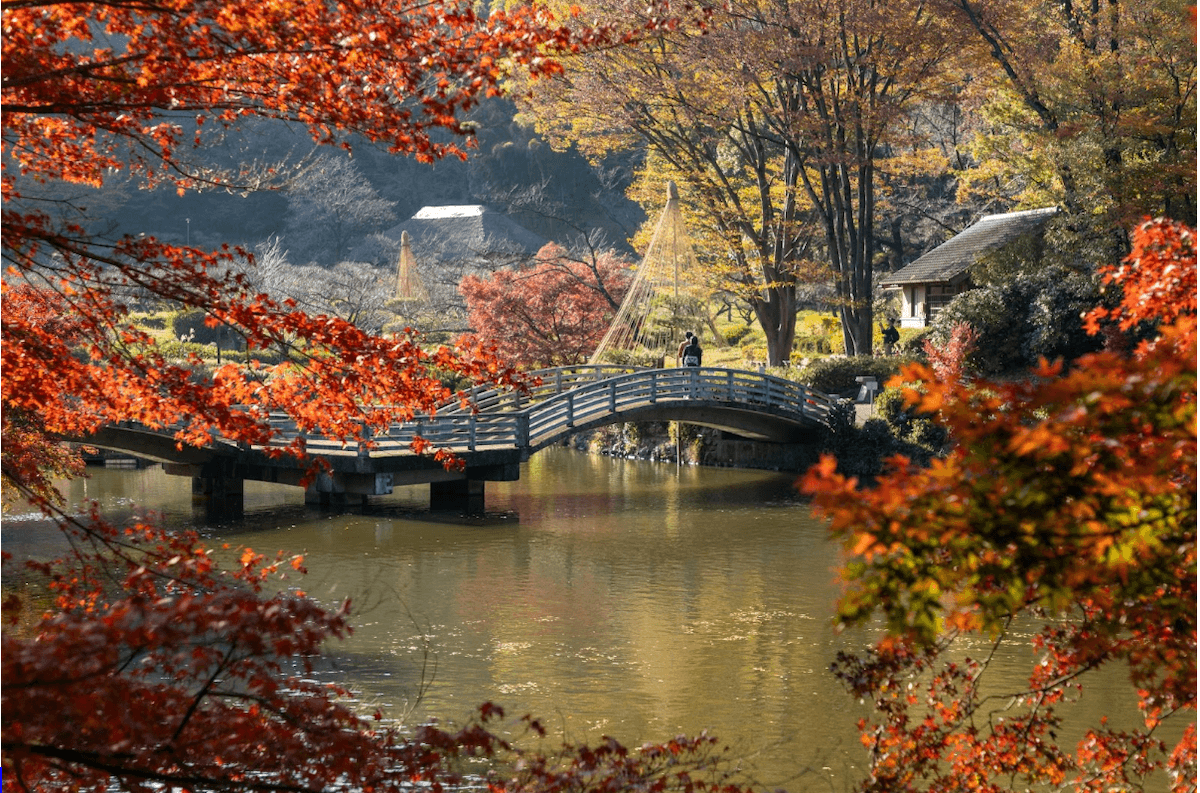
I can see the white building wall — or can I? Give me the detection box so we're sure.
[899,284,927,328]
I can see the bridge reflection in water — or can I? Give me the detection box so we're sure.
[83,366,838,516]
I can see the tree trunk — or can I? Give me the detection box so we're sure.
[810,156,874,357]
[754,284,798,366]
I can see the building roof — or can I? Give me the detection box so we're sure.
[881,207,1059,287]
[377,204,548,264]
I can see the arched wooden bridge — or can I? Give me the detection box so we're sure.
[85,366,838,514]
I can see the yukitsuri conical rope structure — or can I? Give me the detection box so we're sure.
[395,230,428,302]
[589,181,722,365]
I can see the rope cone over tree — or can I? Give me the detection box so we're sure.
[590,181,725,366]
[396,231,429,303]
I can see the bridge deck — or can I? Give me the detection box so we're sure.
[264,366,833,456]
[83,367,839,505]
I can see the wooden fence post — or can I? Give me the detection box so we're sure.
[357,419,369,458]
[516,414,529,449]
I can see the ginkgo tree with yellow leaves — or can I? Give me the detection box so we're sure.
[518,0,965,362]
[944,0,1195,257]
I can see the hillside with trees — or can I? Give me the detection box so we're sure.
[55,99,645,265]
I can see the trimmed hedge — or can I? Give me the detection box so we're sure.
[170,308,222,345]
[722,323,753,345]
[794,354,914,395]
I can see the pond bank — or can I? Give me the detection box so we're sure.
[570,399,925,482]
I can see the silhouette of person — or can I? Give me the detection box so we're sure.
[881,318,900,355]
[681,334,702,367]
[676,331,695,366]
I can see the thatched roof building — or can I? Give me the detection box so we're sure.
[881,207,1059,327]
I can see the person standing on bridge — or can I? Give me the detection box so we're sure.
[681,333,702,367]
[676,331,694,366]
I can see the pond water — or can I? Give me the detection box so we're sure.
[3,448,1172,791]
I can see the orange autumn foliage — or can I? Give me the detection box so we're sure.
[1084,217,1198,351]
[2,3,756,792]
[802,219,1196,791]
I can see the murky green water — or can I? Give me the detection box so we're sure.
[4,448,1175,790]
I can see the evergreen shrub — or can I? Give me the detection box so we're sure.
[908,418,949,453]
[133,314,167,330]
[933,266,1103,376]
[739,341,768,363]
[722,323,753,345]
[601,349,664,368]
[219,348,285,365]
[898,328,932,358]
[156,340,212,360]
[874,386,912,435]
[795,355,912,395]
[170,308,221,345]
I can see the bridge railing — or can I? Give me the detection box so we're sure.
[523,367,834,449]
[442,364,649,414]
[222,367,837,457]
[375,414,526,451]
[261,414,528,455]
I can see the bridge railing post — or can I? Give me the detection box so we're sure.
[516,414,529,449]
[358,418,369,459]
[566,392,575,427]
[650,371,657,403]
[468,416,477,451]
[689,367,698,399]
[608,379,616,413]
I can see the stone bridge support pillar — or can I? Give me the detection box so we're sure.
[191,474,244,520]
[303,471,390,511]
[429,479,486,513]
[163,462,246,520]
[304,488,370,510]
